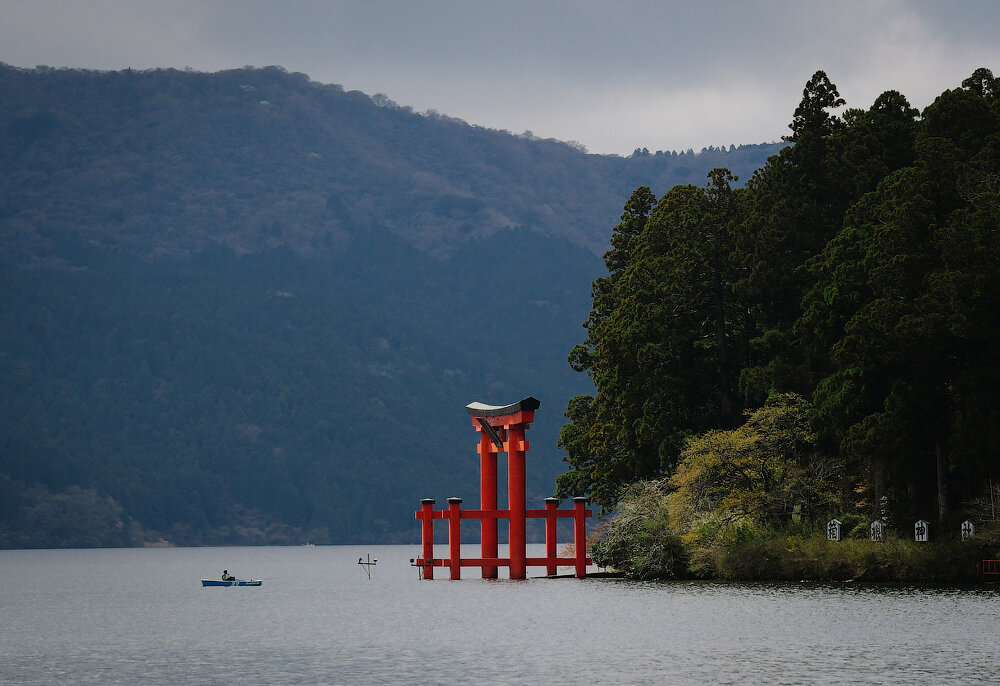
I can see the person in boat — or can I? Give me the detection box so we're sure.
[222,569,234,581]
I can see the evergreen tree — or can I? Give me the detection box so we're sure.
[559,173,746,508]
[559,187,657,509]
[803,69,1000,522]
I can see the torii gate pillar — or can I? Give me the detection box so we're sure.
[467,397,539,580]
[478,429,499,578]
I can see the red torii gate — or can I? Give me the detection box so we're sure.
[414,397,592,579]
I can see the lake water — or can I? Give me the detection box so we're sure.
[2,545,998,684]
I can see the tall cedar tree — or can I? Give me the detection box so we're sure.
[558,173,745,509]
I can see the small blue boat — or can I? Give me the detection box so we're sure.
[201,578,262,587]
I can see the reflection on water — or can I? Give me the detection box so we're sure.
[2,545,998,684]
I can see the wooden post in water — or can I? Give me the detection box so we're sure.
[448,497,462,580]
[420,498,435,579]
[573,497,588,578]
[544,497,559,576]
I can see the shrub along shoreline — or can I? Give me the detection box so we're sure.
[592,523,1000,583]
[699,532,1000,583]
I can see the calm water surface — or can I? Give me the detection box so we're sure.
[1,545,998,684]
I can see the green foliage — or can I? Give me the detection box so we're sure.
[668,394,841,543]
[563,66,1000,545]
[807,77,1000,521]
[589,394,846,580]
[593,480,1000,580]
[702,529,1000,582]
[590,479,688,579]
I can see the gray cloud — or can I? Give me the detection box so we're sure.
[2,0,998,153]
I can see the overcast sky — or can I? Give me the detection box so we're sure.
[2,0,999,155]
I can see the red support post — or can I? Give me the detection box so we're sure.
[448,497,462,580]
[544,497,559,576]
[420,498,435,580]
[573,496,588,579]
[479,430,499,579]
[507,425,527,579]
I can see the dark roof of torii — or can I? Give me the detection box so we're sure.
[465,397,540,417]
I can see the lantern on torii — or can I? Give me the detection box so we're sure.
[413,397,592,579]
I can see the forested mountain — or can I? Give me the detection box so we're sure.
[559,68,1000,546]
[0,63,782,547]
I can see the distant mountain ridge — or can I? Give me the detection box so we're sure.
[1,63,783,262]
[0,64,784,546]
